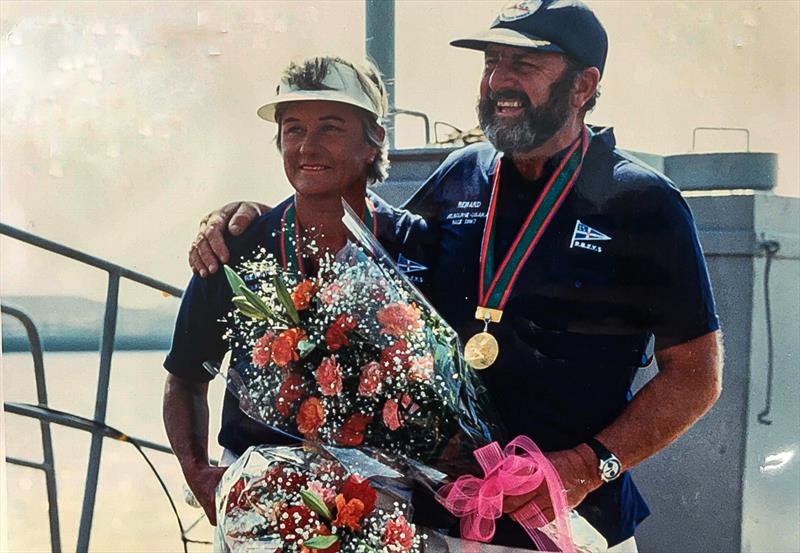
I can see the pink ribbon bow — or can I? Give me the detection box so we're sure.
[436,435,576,553]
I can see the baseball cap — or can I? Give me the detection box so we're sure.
[450,0,608,76]
[257,59,384,123]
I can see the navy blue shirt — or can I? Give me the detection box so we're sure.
[164,192,434,456]
[404,127,719,547]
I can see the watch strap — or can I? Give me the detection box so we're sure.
[585,437,614,462]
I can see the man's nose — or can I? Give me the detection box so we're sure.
[488,62,514,91]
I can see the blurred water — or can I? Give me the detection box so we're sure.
[3,350,226,553]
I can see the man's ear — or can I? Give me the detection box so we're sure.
[573,67,600,111]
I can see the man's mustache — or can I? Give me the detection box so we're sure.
[487,90,531,107]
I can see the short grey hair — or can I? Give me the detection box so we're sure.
[274,56,389,184]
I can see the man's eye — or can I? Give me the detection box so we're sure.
[284,126,303,135]
[322,125,343,132]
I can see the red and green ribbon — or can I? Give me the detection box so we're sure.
[281,198,377,277]
[479,126,593,312]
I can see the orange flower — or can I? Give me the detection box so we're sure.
[271,328,307,367]
[291,280,317,311]
[333,494,366,532]
[376,302,422,337]
[296,397,325,438]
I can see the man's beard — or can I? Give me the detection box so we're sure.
[478,70,576,155]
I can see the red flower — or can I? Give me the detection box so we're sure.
[377,302,422,337]
[324,313,357,352]
[291,279,317,311]
[382,399,403,431]
[383,515,414,552]
[358,361,384,397]
[278,505,314,543]
[380,340,413,376]
[341,475,377,515]
[265,466,308,494]
[296,397,325,438]
[251,331,275,368]
[225,478,246,514]
[336,413,372,446]
[276,374,305,417]
[315,356,343,396]
[272,328,307,367]
[408,354,434,382]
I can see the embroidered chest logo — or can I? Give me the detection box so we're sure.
[570,220,612,253]
[444,200,487,226]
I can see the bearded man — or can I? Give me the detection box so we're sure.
[186,2,722,551]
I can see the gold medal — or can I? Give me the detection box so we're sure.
[465,331,499,370]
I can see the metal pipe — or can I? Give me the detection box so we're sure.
[0,223,183,298]
[2,305,62,552]
[365,0,396,147]
[4,402,176,456]
[76,271,120,552]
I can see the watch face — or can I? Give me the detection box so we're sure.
[600,457,622,482]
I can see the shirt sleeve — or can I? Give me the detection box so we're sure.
[642,186,720,350]
[163,271,231,382]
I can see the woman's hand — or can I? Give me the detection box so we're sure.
[189,201,270,276]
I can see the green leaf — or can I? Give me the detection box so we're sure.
[304,535,339,550]
[239,285,277,320]
[231,297,267,320]
[223,265,248,295]
[297,339,317,358]
[299,489,332,521]
[273,274,300,325]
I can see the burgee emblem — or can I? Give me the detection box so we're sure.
[570,220,612,253]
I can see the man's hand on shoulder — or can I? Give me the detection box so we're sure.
[189,201,270,277]
[184,463,228,525]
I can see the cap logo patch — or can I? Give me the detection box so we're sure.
[498,0,543,22]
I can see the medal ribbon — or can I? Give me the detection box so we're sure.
[479,126,592,311]
[281,197,377,276]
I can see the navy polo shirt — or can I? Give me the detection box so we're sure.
[164,192,434,456]
[404,127,719,547]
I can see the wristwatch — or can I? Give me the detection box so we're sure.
[585,437,622,483]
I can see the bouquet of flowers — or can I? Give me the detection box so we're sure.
[218,444,424,553]
[209,202,498,477]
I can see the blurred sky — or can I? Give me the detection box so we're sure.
[1,0,799,307]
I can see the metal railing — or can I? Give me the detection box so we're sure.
[1,222,190,552]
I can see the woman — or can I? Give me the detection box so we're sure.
[162,56,433,530]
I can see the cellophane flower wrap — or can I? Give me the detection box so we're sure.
[217,444,424,553]
[210,201,499,477]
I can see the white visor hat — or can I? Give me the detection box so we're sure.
[257,60,383,123]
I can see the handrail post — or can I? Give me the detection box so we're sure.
[1,306,62,552]
[76,270,120,552]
